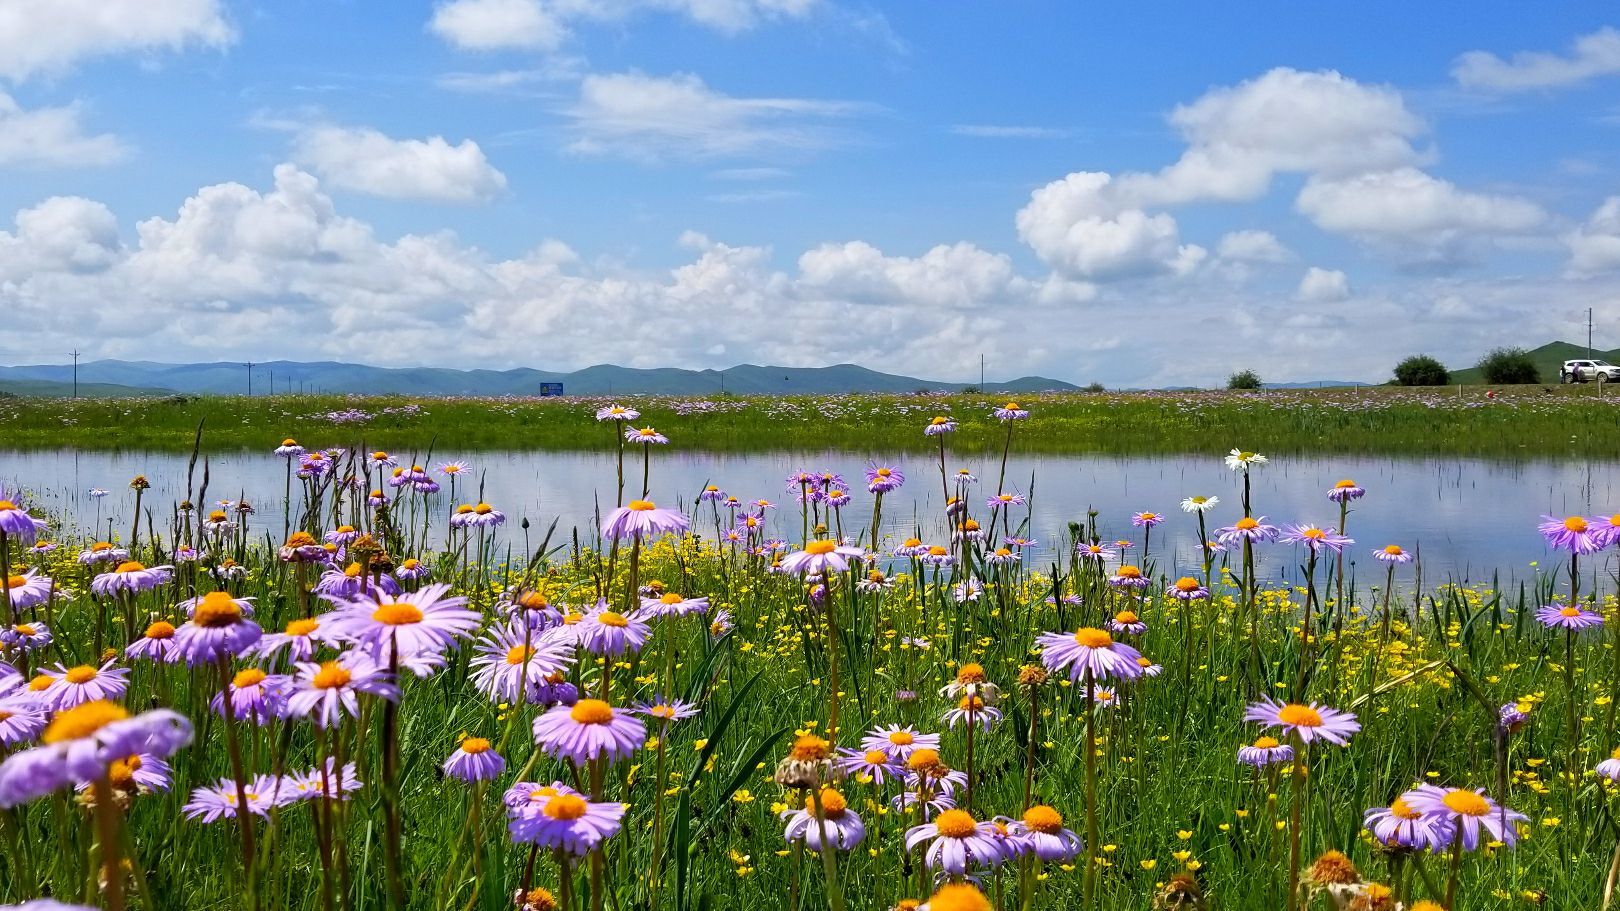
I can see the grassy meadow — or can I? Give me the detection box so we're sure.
[3,384,1620,456]
[0,403,1614,911]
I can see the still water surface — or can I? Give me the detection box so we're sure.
[3,448,1615,588]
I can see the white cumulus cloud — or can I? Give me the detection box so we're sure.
[290,126,507,204]
[0,92,126,168]
[1453,27,1620,92]
[1295,167,1546,263]
[1296,266,1350,303]
[429,0,815,51]
[0,0,233,82]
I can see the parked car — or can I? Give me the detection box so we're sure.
[1561,359,1620,383]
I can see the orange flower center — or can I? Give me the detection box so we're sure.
[64,665,98,684]
[505,645,535,665]
[1235,518,1259,531]
[596,611,629,628]
[888,731,915,746]
[1174,577,1200,592]
[461,737,492,754]
[1114,611,1139,624]
[475,503,493,515]
[1390,796,1421,820]
[805,540,837,555]
[933,809,978,838]
[1116,565,1141,578]
[1441,789,1491,817]
[569,699,615,725]
[42,700,129,744]
[114,561,146,573]
[233,669,267,689]
[194,592,244,627]
[1022,805,1063,834]
[1335,480,1357,489]
[312,662,352,690]
[955,663,986,684]
[789,734,831,761]
[1562,606,1581,617]
[371,603,424,626]
[1275,704,1323,727]
[863,749,888,765]
[543,794,589,820]
[627,500,656,512]
[1253,736,1281,749]
[286,618,320,636]
[1073,628,1113,648]
[660,592,684,604]
[806,788,847,816]
[1566,516,1589,533]
[907,748,940,771]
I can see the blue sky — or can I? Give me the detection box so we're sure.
[4,2,1620,385]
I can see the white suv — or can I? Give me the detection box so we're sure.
[1561,359,1620,383]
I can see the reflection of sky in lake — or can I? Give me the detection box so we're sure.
[4,448,1615,589]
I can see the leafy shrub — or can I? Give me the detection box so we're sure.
[1226,370,1263,391]
[1393,354,1450,386]
[1476,347,1539,385]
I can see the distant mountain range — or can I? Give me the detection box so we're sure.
[0,359,1078,398]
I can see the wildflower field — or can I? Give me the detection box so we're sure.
[6,384,1620,456]
[0,401,1615,911]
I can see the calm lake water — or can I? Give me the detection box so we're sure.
[3,448,1615,589]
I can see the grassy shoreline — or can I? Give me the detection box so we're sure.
[4,384,1620,456]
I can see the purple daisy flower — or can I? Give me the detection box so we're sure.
[444,737,506,782]
[1279,524,1354,555]
[210,668,292,723]
[906,809,1006,873]
[3,570,53,611]
[1244,698,1359,746]
[1539,515,1606,554]
[574,603,652,657]
[125,621,182,663]
[993,402,1029,422]
[601,499,690,541]
[1401,784,1526,851]
[531,699,646,766]
[865,463,905,494]
[0,698,49,745]
[1168,577,1209,601]
[1007,805,1081,862]
[1326,480,1366,503]
[779,539,866,576]
[632,696,700,726]
[2,619,51,652]
[987,493,1027,510]
[638,592,710,619]
[1074,542,1117,562]
[924,416,957,436]
[183,775,281,821]
[1375,544,1414,564]
[1365,792,1455,853]
[314,563,402,601]
[1131,511,1164,528]
[1535,603,1604,631]
[325,583,480,676]
[1107,610,1147,635]
[275,439,305,458]
[90,561,173,596]
[289,760,362,801]
[1237,736,1294,767]
[469,621,576,704]
[507,786,626,854]
[782,789,866,851]
[1215,516,1280,547]
[595,404,639,422]
[625,427,668,445]
[1035,628,1145,683]
[78,542,128,566]
[36,662,129,710]
[249,615,344,664]
[0,701,191,806]
[836,747,904,785]
[893,537,929,558]
[173,592,264,665]
[284,652,399,728]
[0,486,47,544]
[1107,566,1150,590]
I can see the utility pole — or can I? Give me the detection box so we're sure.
[69,349,81,398]
[268,369,274,395]
[1589,308,1595,359]
[245,361,254,396]
[980,353,985,390]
